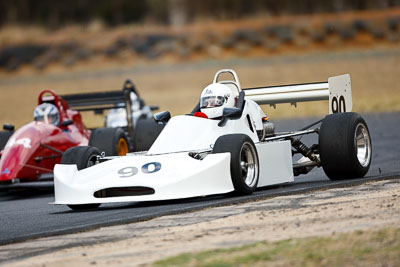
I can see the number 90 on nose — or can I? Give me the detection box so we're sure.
[118,162,161,178]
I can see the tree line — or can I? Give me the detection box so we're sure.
[0,0,399,27]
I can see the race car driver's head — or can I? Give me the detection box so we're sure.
[200,83,235,119]
[33,103,60,126]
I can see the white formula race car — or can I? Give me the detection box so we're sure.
[53,69,372,210]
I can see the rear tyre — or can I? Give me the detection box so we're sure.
[61,146,101,210]
[0,131,13,150]
[319,112,372,180]
[89,127,129,156]
[213,134,259,194]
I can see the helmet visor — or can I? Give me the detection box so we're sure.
[34,114,45,122]
[200,96,225,109]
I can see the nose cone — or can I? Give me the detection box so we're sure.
[0,122,42,181]
[0,144,27,181]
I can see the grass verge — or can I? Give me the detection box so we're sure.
[154,227,400,267]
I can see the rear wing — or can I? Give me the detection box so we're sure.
[61,80,138,113]
[61,79,137,139]
[243,74,352,114]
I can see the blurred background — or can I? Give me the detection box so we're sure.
[0,0,399,127]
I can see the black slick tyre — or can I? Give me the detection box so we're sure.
[60,146,101,210]
[0,131,13,150]
[133,118,165,151]
[61,146,100,170]
[213,134,259,194]
[319,112,372,180]
[89,127,129,156]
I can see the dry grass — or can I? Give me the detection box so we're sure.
[154,228,400,267]
[0,47,399,128]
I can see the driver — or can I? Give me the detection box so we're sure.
[199,83,235,119]
[33,103,60,126]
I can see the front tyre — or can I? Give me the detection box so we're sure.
[213,134,259,194]
[319,112,372,180]
[60,146,101,210]
[60,146,100,170]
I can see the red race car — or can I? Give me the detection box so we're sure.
[0,80,163,189]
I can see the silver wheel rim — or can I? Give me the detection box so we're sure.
[86,155,97,168]
[355,123,371,167]
[240,142,258,187]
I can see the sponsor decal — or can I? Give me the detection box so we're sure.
[1,168,10,175]
[205,89,213,95]
[6,138,32,149]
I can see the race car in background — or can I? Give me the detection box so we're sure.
[53,69,372,210]
[0,80,164,189]
[103,80,163,152]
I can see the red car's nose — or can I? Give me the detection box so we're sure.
[0,167,16,182]
[0,167,12,180]
[0,122,43,182]
[0,144,29,182]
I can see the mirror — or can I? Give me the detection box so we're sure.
[222,107,242,118]
[154,111,171,124]
[150,105,159,111]
[61,120,74,127]
[218,108,242,127]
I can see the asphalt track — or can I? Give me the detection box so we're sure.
[0,112,399,247]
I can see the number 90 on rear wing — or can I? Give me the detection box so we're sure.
[244,74,352,114]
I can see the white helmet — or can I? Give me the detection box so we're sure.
[200,83,235,119]
[33,103,60,126]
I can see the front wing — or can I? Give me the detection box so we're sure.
[53,152,234,205]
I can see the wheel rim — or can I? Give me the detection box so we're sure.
[117,138,129,156]
[86,154,99,168]
[354,123,371,167]
[86,155,98,168]
[240,142,258,187]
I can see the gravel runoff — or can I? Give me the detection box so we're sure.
[1,178,399,267]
